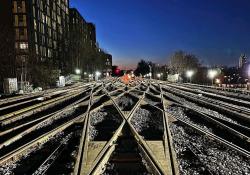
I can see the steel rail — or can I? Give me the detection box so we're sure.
[167,83,250,109]
[0,87,91,126]
[162,85,250,123]
[168,113,250,158]
[0,93,91,150]
[0,112,87,166]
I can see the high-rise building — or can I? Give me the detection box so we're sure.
[0,0,112,91]
[104,53,112,75]
[69,8,101,74]
[0,0,70,88]
[69,8,86,73]
[86,22,96,48]
[239,54,247,68]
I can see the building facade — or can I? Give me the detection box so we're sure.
[239,54,247,69]
[69,8,112,76]
[0,0,112,91]
[104,53,112,75]
[0,0,70,89]
[0,0,16,83]
[69,8,86,73]
[86,22,96,48]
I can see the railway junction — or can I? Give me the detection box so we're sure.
[0,79,250,175]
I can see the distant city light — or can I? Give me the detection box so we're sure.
[95,71,101,77]
[186,70,194,78]
[115,68,120,75]
[208,69,218,79]
[75,69,81,75]
[131,73,135,78]
[215,78,221,84]
[208,69,218,85]
[186,70,194,83]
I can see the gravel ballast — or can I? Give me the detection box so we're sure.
[170,122,250,175]
[131,106,163,140]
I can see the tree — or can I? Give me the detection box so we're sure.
[31,62,60,89]
[134,60,151,76]
[168,51,201,74]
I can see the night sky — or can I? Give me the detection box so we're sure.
[70,0,250,69]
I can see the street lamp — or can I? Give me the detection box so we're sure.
[149,72,152,79]
[95,71,101,81]
[208,69,218,85]
[157,73,162,80]
[148,64,152,80]
[186,70,194,83]
[75,68,81,75]
[215,78,221,84]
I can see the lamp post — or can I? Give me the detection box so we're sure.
[75,68,81,75]
[186,70,194,83]
[149,72,152,79]
[95,71,101,81]
[148,64,152,80]
[208,69,218,85]
[157,73,162,80]
[215,78,221,84]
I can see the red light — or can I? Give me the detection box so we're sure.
[115,68,120,75]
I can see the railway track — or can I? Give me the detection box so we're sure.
[0,87,93,143]
[167,83,250,108]
[182,83,250,101]
[0,82,89,107]
[161,84,250,124]
[159,83,250,142]
[0,84,92,125]
[1,79,250,175]
[157,83,250,174]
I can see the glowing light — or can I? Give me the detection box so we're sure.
[186,70,194,78]
[115,68,120,75]
[75,69,81,75]
[215,78,221,84]
[95,71,101,77]
[208,70,218,79]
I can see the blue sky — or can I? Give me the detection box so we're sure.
[70,0,250,69]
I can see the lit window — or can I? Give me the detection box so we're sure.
[20,42,28,49]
